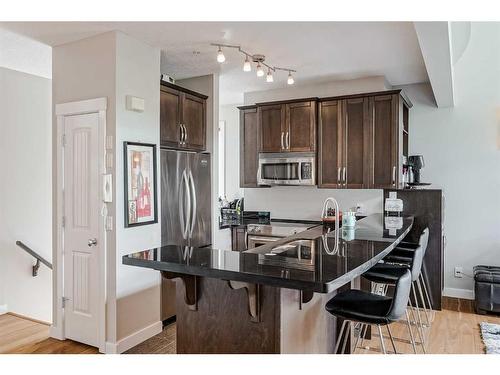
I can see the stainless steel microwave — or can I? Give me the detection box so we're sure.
[257,152,316,186]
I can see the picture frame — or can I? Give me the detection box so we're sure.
[123,141,158,227]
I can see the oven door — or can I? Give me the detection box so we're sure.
[247,235,281,249]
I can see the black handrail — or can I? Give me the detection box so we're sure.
[15,241,52,276]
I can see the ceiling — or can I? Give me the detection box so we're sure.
[0,22,429,104]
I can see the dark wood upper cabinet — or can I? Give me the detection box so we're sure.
[368,94,399,189]
[318,100,342,188]
[239,106,259,188]
[258,104,284,152]
[342,97,369,189]
[257,99,317,153]
[160,82,207,151]
[286,101,317,152]
[160,87,182,148]
[182,93,206,150]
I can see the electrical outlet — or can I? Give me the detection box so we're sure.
[454,266,463,278]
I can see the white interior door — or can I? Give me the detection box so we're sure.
[63,112,101,347]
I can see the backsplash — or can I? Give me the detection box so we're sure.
[244,187,383,220]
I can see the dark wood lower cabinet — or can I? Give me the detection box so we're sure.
[231,227,247,251]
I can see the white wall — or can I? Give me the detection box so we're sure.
[244,76,390,104]
[0,28,51,79]
[53,31,162,350]
[399,22,500,298]
[52,31,118,342]
[219,104,244,201]
[0,67,52,322]
[115,32,161,341]
[241,76,389,220]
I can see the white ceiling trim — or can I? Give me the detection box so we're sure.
[414,22,455,108]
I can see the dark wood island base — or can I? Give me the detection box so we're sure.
[170,274,336,354]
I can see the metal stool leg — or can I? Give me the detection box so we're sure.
[353,323,365,353]
[359,323,369,350]
[341,321,351,354]
[335,320,348,354]
[411,283,427,353]
[417,278,430,326]
[405,310,418,354]
[386,325,397,354]
[420,273,434,314]
[377,325,387,354]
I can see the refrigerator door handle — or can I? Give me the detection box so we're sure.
[188,170,197,238]
[180,169,191,240]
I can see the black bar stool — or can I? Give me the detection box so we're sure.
[325,268,415,354]
[385,231,433,324]
[362,228,429,353]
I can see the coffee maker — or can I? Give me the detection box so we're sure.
[408,155,425,184]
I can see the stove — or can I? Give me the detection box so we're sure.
[246,221,319,249]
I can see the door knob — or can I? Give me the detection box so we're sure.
[88,238,98,247]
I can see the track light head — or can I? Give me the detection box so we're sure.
[266,69,274,82]
[287,71,294,85]
[256,63,264,77]
[216,46,225,63]
[243,56,251,72]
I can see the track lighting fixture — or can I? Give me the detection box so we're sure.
[216,46,225,63]
[211,43,296,84]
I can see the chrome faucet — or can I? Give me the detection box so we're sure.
[321,197,340,255]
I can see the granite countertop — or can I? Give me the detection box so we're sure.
[123,214,413,293]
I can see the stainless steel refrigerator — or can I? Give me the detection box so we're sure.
[160,149,211,321]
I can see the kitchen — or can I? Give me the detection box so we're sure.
[1,16,498,360]
[124,45,445,353]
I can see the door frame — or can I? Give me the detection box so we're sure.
[52,97,107,353]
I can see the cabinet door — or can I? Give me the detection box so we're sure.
[258,104,285,152]
[240,107,259,187]
[318,100,343,188]
[342,98,369,189]
[286,101,317,152]
[160,88,182,147]
[369,94,399,188]
[182,93,206,151]
[231,227,247,251]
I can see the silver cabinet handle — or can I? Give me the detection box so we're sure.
[88,238,97,247]
[286,131,290,150]
[392,166,396,187]
[179,124,184,144]
[281,131,284,150]
[188,170,197,238]
[342,167,347,187]
[184,124,188,144]
[337,167,341,187]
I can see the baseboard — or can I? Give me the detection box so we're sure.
[0,304,7,315]
[105,320,162,354]
[443,287,474,300]
[7,312,51,326]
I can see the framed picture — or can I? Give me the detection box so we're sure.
[124,142,158,227]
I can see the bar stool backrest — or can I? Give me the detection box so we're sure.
[410,228,429,282]
[387,268,412,322]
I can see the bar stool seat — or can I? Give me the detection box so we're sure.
[325,289,395,324]
[362,263,408,284]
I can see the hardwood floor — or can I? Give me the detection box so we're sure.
[2,304,500,354]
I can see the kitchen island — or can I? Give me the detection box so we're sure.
[123,214,413,354]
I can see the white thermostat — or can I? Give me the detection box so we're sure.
[126,95,145,112]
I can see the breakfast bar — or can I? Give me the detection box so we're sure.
[123,214,413,354]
